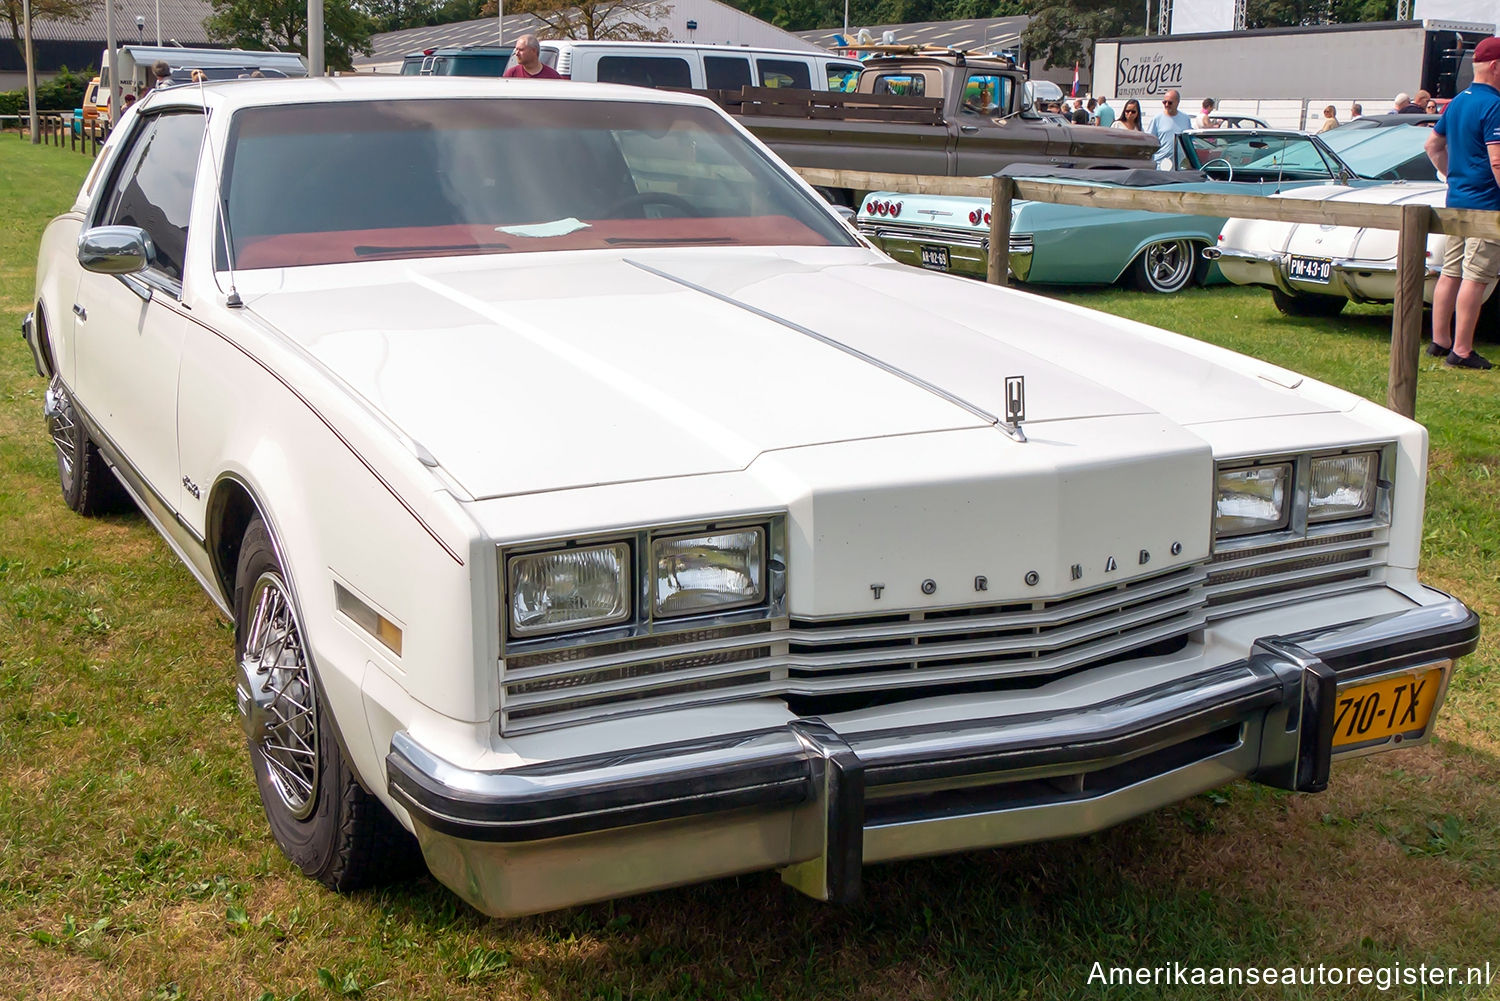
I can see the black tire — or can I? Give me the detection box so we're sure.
[234,516,420,891]
[45,376,129,516]
[1270,288,1347,317]
[1127,239,1203,294]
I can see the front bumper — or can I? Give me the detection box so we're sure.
[388,596,1478,917]
[1208,246,1438,304]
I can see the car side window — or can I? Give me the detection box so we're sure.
[961,73,1010,116]
[99,111,206,284]
[597,56,692,89]
[704,56,752,90]
[757,59,811,89]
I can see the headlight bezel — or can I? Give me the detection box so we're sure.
[500,514,787,650]
[1212,443,1393,552]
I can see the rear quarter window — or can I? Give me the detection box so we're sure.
[757,59,811,89]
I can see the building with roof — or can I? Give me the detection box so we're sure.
[796,16,1087,91]
[354,0,822,73]
[1,0,216,89]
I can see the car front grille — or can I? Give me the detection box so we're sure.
[1204,528,1387,619]
[500,565,1209,734]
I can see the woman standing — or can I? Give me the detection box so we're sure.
[1113,99,1144,130]
[1316,105,1339,132]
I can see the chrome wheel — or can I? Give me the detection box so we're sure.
[240,571,319,819]
[1139,239,1196,293]
[44,376,78,494]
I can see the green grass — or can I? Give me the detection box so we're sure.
[2,140,1499,1000]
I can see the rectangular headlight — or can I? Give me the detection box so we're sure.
[1309,452,1378,523]
[1215,463,1292,538]
[508,543,631,637]
[653,528,765,619]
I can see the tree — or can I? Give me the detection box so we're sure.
[478,0,673,39]
[205,0,376,71]
[1022,0,1139,74]
[357,0,442,33]
[2,0,94,63]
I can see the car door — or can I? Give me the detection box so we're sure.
[72,109,205,513]
[952,71,1056,174]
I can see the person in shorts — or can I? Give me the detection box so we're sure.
[1424,36,1500,368]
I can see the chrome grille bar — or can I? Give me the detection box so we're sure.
[502,566,1208,733]
[1204,526,1386,620]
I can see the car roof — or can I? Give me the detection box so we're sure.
[538,39,849,60]
[139,75,716,115]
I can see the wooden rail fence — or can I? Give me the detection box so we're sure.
[3,112,110,156]
[795,166,1500,419]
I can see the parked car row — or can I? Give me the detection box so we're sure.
[25,75,1479,918]
[856,122,1449,314]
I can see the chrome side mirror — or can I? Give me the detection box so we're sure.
[78,226,153,275]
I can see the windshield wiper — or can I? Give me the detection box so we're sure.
[353,241,511,256]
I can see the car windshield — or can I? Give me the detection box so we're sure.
[1319,124,1432,179]
[222,98,855,268]
[1184,133,1335,179]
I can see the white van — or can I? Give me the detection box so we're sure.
[528,40,862,92]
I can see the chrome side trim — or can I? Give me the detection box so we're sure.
[625,258,1002,428]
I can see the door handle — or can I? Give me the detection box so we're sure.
[72,303,87,321]
[960,124,980,134]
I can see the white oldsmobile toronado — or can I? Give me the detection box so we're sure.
[26,78,1479,917]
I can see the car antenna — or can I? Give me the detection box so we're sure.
[195,76,244,307]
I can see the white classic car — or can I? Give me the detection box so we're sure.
[1210,180,1496,327]
[26,77,1480,917]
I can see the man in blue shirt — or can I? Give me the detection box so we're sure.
[1424,35,1500,369]
[1147,90,1194,170]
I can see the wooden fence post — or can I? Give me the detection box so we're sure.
[987,176,1013,286]
[1388,202,1428,419]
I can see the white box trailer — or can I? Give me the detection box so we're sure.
[1094,19,1492,113]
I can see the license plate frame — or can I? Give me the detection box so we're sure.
[1288,255,1333,284]
[919,244,951,271]
[1331,662,1450,757]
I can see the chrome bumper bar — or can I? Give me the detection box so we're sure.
[1206,246,1439,303]
[388,596,1478,916]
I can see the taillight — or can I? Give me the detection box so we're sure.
[890,201,903,217]
[875,201,888,216]
[968,209,982,225]
[983,211,992,225]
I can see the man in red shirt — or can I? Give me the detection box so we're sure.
[503,34,562,79]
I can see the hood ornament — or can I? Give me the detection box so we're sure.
[1002,375,1027,442]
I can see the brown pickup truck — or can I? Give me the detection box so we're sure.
[708,51,1158,205]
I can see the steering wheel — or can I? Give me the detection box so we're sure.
[1200,157,1235,182]
[606,191,697,219]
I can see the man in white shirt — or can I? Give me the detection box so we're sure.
[1148,90,1194,169]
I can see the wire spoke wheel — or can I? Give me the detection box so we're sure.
[46,376,79,492]
[242,571,319,819]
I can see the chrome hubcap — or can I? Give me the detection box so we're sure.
[1145,240,1193,291]
[44,377,77,488]
[238,572,319,819]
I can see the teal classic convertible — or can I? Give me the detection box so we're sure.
[857,127,1436,294]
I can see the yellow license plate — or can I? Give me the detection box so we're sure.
[1332,665,1446,750]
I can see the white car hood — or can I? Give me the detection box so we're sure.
[243,247,1337,499]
